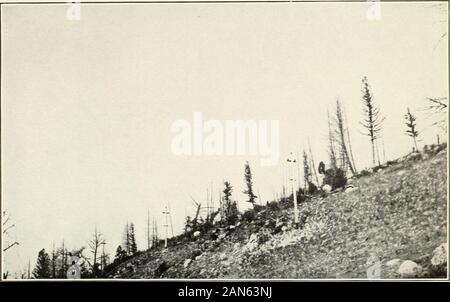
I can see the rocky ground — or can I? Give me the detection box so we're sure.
[107,145,448,279]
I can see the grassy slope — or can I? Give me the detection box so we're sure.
[109,148,447,279]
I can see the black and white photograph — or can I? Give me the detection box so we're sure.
[0,0,448,282]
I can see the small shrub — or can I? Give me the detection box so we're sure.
[242,208,257,222]
[358,169,371,177]
[267,201,280,212]
[253,204,265,213]
[322,168,347,189]
[257,231,270,245]
[307,181,319,194]
[224,200,239,225]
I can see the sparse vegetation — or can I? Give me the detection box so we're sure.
[105,143,447,279]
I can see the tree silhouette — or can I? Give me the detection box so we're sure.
[335,99,356,175]
[404,107,419,151]
[360,76,385,166]
[88,228,105,276]
[33,249,51,279]
[129,223,138,255]
[222,181,238,224]
[243,161,257,204]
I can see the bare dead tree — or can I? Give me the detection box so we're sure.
[88,228,105,273]
[335,100,356,175]
[426,97,447,110]
[152,216,159,247]
[360,76,385,166]
[51,243,57,278]
[421,97,447,132]
[2,211,19,252]
[146,210,150,250]
[307,138,319,185]
[190,196,202,228]
[342,103,358,173]
[427,3,447,51]
[327,110,338,170]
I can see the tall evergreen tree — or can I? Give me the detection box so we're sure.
[114,245,127,262]
[404,107,419,151]
[222,181,238,224]
[243,161,257,204]
[360,76,384,166]
[129,223,138,255]
[223,181,233,204]
[302,150,311,190]
[123,223,131,255]
[33,248,51,279]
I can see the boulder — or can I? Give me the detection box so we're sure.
[154,261,169,277]
[218,233,227,240]
[193,231,201,238]
[344,186,358,193]
[191,249,202,259]
[397,260,422,278]
[397,170,406,176]
[431,243,447,267]
[386,258,402,268]
[277,231,301,248]
[322,184,332,193]
[405,152,422,162]
[183,259,192,268]
[244,233,259,252]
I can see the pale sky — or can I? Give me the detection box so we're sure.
[1,2,448,277]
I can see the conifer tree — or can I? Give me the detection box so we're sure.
[129,223,138,255]
[33,248,51,279]
[243,161,257,204]
[404,107,419,151]
[360,76,384,166]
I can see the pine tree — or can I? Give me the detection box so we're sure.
[33,248,51,279]
[222,181,238,224]
[404,107,419,151]
[123,223,131,255]
[302,150,311,190]
[243,161,257,204]
[223,181,233,204]
[360,76,384,166]
[114,245,127,262]
[129,223,138,255]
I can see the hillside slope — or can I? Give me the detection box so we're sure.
[108,147,447,279]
